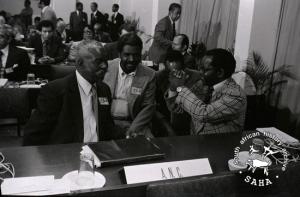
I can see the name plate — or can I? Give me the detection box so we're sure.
[124,158,213,184]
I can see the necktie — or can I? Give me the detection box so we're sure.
[42,41,48,56]
[91,85,99,140]
[172,22,176,39]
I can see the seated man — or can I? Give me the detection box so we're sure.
[103,33,156,138]
[0,24,30,81]
[94,23,112,43]
[166,48,247,135]
[27,20,66,64]
[23,40,124,145]
[172,34,196,70]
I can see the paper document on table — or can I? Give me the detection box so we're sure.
[0,78,8,87]
[1,175,54,195]
[257,127,299,144]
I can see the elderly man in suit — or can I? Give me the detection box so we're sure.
[0,24,30,81]
[149,3,181,64]
[69,2,88,41]
[90,2,104,30]
[23,40,124,146]
[39,0,57,26]
[166,48,247,135]
[103,33,156,138]
[27,20,66,64]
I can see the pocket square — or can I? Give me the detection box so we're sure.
[12,64,19,69]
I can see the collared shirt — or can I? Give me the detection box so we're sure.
[0,45,9,68]
[76,70,98,143]
[111,64,136,119]
[42,6,48,14]
[92,10,98,17]
[213,79,226,93]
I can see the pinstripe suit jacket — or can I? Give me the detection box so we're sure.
[174,78,247,135]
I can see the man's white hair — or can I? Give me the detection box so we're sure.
[76,40,107,60]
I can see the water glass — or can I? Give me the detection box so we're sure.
[76,153,95,187]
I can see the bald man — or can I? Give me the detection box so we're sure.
[23,40,124,146]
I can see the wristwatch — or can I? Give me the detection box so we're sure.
[176,86,183,93]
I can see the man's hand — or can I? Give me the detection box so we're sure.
[168,70,189,91]
[38,56,55,64]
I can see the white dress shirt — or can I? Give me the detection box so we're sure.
[0,45,9,68]
[76,70,98,142]
[111,64,136,118]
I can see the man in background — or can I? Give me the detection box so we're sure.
[0,24,30,81]
[39,0,57,27]
[110,4,124,41]
[90,2,104,30]
[69,2,88,41]
[23,40,124,145]
[172,34,196,70]
[149,3,181,64]
[20,0,33,31]
[27,20,65,64]
[94,23,112,43]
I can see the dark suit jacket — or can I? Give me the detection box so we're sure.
[184,53,196,70]
[149,16,174,63]
[23,72,124,146]
[3,45,30,81]
[27,34,66,64]
[90,10,104,28]
[110,12,124,41]
[69,11,88,41]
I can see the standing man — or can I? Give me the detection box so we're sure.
[39,0,57,27]
[23,40,124,145]
[110,4,124,41]
[20,0,33,31]
[103,33,156,138]
[90,2,104,30]
[69,2,88,41]
[149,3,181,64]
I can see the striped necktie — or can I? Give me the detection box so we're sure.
[91,85,99,140]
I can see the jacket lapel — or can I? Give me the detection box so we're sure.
[104,59,119,96]
[5,45,14,68]
[67,73,84,141]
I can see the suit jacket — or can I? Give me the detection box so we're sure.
[103,58,156,135]
[90,10,104,28]
[3,45,30,81]
[110,12,124,41]
[184,53,196,70]
[171,78,247,135]
[41,6,57,26]
[95,32,112,43]
[27,34,66,64]
[149,16,174,63]
[23,72,124,146]
[69,11,88,41]
[103,41,119,60]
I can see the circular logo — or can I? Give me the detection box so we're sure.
[232,131,289,187]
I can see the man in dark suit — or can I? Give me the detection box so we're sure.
[27,20,66,64]
[69,2,88,41]
[149,3,181,64]
[172,34,196,70]
[90,2,104,30]
[110,4,124,41]
[23,40,124,146]
[0,24,30,81]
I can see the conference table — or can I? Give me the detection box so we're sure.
[0,132,300,196]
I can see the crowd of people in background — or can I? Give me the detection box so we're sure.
[0,0,247,146]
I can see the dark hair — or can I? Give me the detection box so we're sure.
[57,18,63,22]
[205,48,236,78]
[113,4,119,9]
[165,49,184,65]
[38,20,54,31]
[25,0,31,6]
[76,2,83,8]
[34,16,41,22]
[119,22,137,34]
[91,2,98,8]
[169,3,181,12]
[40,0,50,6]
[117,33,143,53]
[177,34,189,48]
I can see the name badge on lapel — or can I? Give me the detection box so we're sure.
[5,67,14,74]
[131,87,142,95]
[98,97,109,105]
